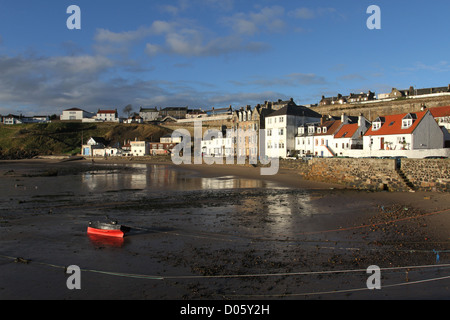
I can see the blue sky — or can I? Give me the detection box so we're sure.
[0,0,449,116]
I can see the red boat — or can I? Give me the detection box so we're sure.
[87,220,130,238]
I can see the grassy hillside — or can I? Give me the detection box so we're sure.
[0,122,172,159]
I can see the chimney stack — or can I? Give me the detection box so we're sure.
[358,113,364,127]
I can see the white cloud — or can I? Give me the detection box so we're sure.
[221,6,286,36]
[231,73,328,87]
[145,43,162,56]
[95,21,177,44]
[0,52,282,115]
[288,7,338,20]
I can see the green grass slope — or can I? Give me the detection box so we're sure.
[0,122,172,159]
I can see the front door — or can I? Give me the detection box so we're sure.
[380,138,384,150]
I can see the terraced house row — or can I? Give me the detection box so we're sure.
[203,102,450,160]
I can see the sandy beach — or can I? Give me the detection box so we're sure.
[0,157,449,300]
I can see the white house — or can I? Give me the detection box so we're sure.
[363,110,443,153]
[201,130,234,158]
[265,104,321,158]
[295,123,320,157]
[332,115,370,156]
[61,108,93,121]
[160,134,182,144]
[123,114,143,124]
[130,140,149,156]
[295,114,370,158]
[429,105,450,130]
[313,117,345,158]
[97,109,119,122]
[82,137,108,157]
[139,107,159,122]
[2,114,23,125]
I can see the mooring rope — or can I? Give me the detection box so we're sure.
[1,253,449,281]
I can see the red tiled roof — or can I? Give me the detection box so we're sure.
[334,123,359,139]
[97,109,117,114]
[429,106,450,118]
[364,110,428,136]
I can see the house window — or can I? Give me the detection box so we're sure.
[267,129,272,136]
[402,119,412,128]
[279,116,284,123]
[278,128,284,135]
[372,122,381,130]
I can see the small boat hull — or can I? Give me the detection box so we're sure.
[87,221,130,238]
[87,227,125,238]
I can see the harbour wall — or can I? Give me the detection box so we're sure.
[280,158,450,192]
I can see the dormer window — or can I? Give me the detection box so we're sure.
[317,128,321,134]
[323,127,327,133]
[402,119,412,128]
[402,114,415,129]
[372,117,384,131]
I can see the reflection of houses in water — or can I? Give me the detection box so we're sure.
[80,164,205,192]
[149,165,178,188]
[238,190,315,237]
[200,176,264,190]
[81,164,148,191]
[82,171,121,191]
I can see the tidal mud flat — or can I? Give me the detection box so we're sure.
[0,158,449,300]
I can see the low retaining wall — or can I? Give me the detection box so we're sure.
[305,158,408,191]
[401,159,450,192]
[280,158,450,192]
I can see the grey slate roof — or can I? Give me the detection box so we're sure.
[266,104,322,118]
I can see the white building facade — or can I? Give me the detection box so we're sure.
[97,109,119,122]
[61,108,93,121]
[265,105,321,159]
[363,110,444,154]
[130,141,149,156]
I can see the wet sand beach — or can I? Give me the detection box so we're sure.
[0,158,449,300]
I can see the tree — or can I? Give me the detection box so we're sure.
[123,104,133,117]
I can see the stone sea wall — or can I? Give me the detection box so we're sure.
[401,159,450,192]
[280,158,450,192]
